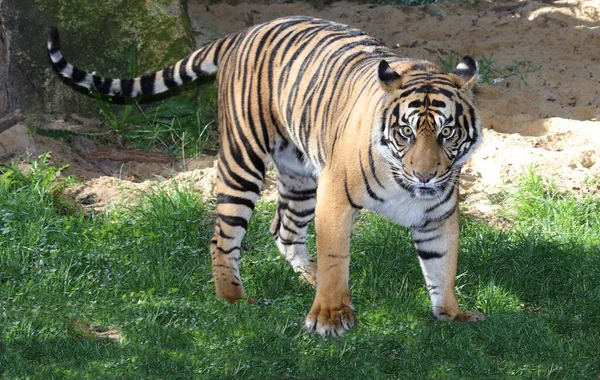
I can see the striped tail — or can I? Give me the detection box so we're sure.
[47,26,220,98]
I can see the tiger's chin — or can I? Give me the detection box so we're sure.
[412,186,442,199]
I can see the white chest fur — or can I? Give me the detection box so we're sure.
[368,192,431,227]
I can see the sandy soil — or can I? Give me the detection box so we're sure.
[1,0,599,218]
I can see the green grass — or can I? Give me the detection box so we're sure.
[1,159,599,379]
[91,43,218,158]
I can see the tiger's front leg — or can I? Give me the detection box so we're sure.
[304,176,358,337]
[412,204,484,322]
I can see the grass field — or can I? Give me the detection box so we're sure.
[1,158,599,379]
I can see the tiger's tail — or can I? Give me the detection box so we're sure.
[47,26,225,98]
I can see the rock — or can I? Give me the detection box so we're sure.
[187,1,225,48]
[0,110,25,134]
[0,0,194,117]
[578,150,596,169]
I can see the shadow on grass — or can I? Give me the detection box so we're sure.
[2,182,599,378]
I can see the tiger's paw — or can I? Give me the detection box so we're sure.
[455,311,485,322]
[215,280,246,303]
[304,301,356,337]
[436,310,485,322]
[296,262,317,287]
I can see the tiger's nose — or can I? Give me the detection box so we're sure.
[414,170,437,183]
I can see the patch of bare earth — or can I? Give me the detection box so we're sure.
[67,320,125,343]
[1,0,598,223]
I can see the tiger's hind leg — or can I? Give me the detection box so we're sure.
[270,140,318,285]
[270,171,318,285]
[211,132,268,303]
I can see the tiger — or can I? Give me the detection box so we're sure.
[48,15,484,336]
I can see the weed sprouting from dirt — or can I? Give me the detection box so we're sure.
[438,52,541,87]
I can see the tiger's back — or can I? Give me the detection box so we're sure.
[212,17,397,169]
[48,16,484,336]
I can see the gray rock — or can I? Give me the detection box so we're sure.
[0,0,194,118]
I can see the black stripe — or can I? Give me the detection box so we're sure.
[218,214,248,230]
[192,51,206,76]
[413,234,441,244]
[431,99,446,108]
[279,237,306,246]
[368,141,385,189]
[217,164,259,194]
[403,78,455,88]
[278,190,315,202]
[413,225,439,234]
[218,228,234,239]
[48,26,61,52]
[217,246,241,254]
[92,76,112,94]
[344,173,362,209]
[217,193,256,210]
[278,202,315,218]
[399,88,416,99]
[288,186,317,196]
[71,67,87,83]
[416,249,444,260]
[140,74,155,95]
[179,56,193,83]
[223,125,265,182]
[455,103,464,118]
[426,185,455,213]
[409,100,423,108]
[431,201,457,223]
[218,150,261,194]
[161,67,177,89]
[55,58,68,71]
[120,79,134,97]
[413,86,454,98]
[212,37,226,67]
[281,222,299,236]
[359,151,384,202]
[286,215,310,229]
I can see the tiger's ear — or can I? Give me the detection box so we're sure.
[378,60,403,93]
[451,56,478,90]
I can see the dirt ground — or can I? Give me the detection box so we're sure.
[1,0,599,218]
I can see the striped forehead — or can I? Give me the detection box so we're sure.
[392,95,457,129]
[396,71,460,125]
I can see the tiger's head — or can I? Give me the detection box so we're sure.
[377,57,482,199]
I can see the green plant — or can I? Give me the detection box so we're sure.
[438,51,461,73]
[91,44,138,133]
[440,53,541,87]
[123,95,216,157]
[476,53,502,84]
[1,153,67,195]
[91,44,218,158]
[478,53,541,86]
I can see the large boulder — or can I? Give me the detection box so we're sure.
[0,0,194,117]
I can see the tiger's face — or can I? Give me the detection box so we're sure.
[377,58,482,199]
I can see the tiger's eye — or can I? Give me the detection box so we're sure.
[400,126,413,138]
[440,127,453,138]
